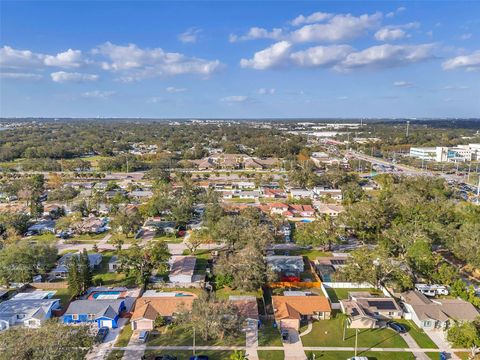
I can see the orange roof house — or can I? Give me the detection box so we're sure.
[130,291,197,331]
[272,295,331,330]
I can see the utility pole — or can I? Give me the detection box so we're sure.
[406,120,410,138]
[126,158,129,174]
[354,328,359,357]
[193,326,196,356]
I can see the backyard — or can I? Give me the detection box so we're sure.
[301,314,408,348]
[92,251,135,287]
[324,287,381,302]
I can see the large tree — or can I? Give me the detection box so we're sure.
[118,241,170,286]
[0,320,96,360]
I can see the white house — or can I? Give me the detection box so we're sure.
[0,299,60,330]
[168,256,196,284]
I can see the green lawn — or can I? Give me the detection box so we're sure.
[258,350,285,360]
[305,351,418,360]
[75,232,108,240]
[143,350,239,360]
[106,350,124,360]
[258,321,283,346]
[273,249,332,260]
[115,322,133,347]
[92,251,135,287]
[26,233,57,243]
[215,286,262,300]
[396,320,438,349]
[155,235,184,243]
[301,316,408,348]
[324,288,381,302]
[147,325,245,346]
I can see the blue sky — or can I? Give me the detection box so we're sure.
[1,1,479,118]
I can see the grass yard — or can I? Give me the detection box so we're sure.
[274,249,332,260]
[92,251,135,287]
[396,320,438,349]
[154,235,184,243]
[301,315,408,348]
[147,324,245,346]
[324,287,381,302]
[258,321,283,346]
[143,350,239,360]
[75,232,108,240]
[305,351,418,360]
[115,322,133,347]
[105,350,124,360]
[258,350,285,360]
[215,286,262,300]
[26,233,57,243]
[149,287,205,296]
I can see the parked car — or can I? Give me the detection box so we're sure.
[387,321,406,333]
[96,327,109,342]
[347,357,368,360]
[137,330,149,343]
[281,329,289,342]
[189,356,209,360]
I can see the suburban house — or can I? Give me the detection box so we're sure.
[272,295,331,330]
[76,216,108,234]
[51,252,103,278]
[269,203,289,215]
[108,256,120,273]
[168,256,196,284]
[266,256,305,282]
[0,298,60,330]
[263,188,286,199]
[237,190,261,200]
[229,296,259,324]
[63,299,126,328]
[313,202,345,217]
[288,205,315,218]
[130,291,197,330]
[313,187,343,201]
[290,189,313,200]
[27,220,56,235]
[315,254,350,282]
[401,290,480,331]
[340,292,403,329]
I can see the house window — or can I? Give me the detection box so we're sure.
[388,312,395,316]
[72,314,79,320]
[17,314,25,319]
[422,320,432,327]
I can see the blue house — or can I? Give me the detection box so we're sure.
[63,299,125,328]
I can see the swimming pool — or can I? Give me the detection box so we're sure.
[90,291,122,300]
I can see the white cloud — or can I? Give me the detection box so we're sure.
[0,46,44,68]
[460,33,472,40]
[0,72,43,80]
[0,46,84,69]
[178,28,202,43]
[290,12,332,26]
[290,12,382,43]
[93,42,222,80]
[442,50,480,71]
[375,28,407,41]
[440,85,469,90]
[50,71,98,83]
[291,45,353,67]
[240,41,292,69]
[43,49,83,68]
[165,86,186,93]
[229,27,283,42]
[256,88,275,95]
[220,95,250,103]
[81,90,115,98]
[337,43,436,70]
[393,81,414,87]
[386,6,406,18]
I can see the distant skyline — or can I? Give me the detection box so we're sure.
[1,1,479,118]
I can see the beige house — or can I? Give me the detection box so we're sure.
[340,292,403,329]
[272,295,331,330]
[130,291,197,331]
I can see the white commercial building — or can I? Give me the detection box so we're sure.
[410,144,480,162]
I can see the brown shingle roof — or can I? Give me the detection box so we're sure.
[131,293,197,320]
[272,296,331,321]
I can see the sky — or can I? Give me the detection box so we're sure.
[0,1,479,118]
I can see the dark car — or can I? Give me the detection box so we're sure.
[281,329,289,342]
[387,321,406,333]
[154,356,177,360]
[189,356,209,360]
[96,326,109,342]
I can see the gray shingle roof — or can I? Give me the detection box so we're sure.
[64,299,123,319]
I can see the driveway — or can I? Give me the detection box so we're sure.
[424,330,461,360]
[282,329,307,360]
[245,321,259,360]
[122,330,146,360]
[85,318,129,360]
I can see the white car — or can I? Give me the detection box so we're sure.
[347,357,369,360]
